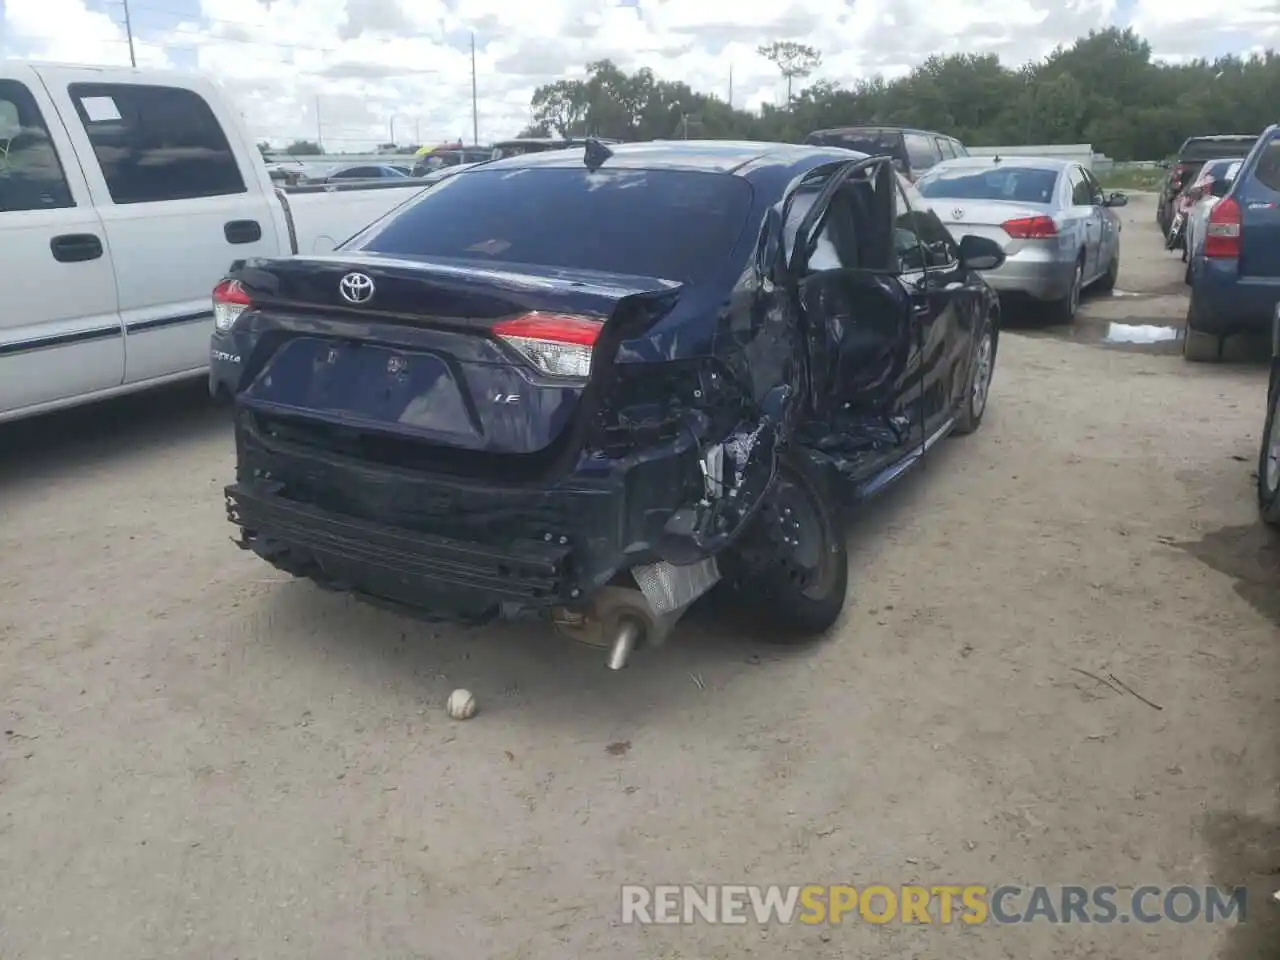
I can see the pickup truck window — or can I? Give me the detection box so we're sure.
[67,82,246,205]
[0,80,74,213]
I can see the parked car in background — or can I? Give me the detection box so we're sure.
[310,163,411,183]
[1258,304,1280,525]
[489,137,622,160]
[1157,134,1259,234]
[411,147,491,177]
[1181,157,1243,275]
[914,156,1126,321]
[802,126,969,181]
[209,140,1006,669]
[0,60,431,423]
[1184,125,1280,361]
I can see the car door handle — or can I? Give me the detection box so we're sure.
[224,219,262,245]
[49,233,103,263]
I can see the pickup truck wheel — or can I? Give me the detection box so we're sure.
[1259,366,1280,527]
[729,451,848,639]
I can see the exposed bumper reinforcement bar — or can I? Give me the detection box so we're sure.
[224,482,572,610]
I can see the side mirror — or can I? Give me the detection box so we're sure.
[959,234,1006,272]
[1106,191,1128,207]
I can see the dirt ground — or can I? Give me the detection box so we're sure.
[1,193,1278,959]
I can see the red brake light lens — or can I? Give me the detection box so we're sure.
[1204,196,1242,259]
[492,312,603,378]
[1001,215,1058,239]
[212,278,251,333]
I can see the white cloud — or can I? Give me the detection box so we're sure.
[2,0,1274,152]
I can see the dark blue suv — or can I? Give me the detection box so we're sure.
[1184,126,1280,361]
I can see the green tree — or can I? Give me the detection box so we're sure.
[757,41,822,107]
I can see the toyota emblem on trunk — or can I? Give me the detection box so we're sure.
[387,355,407,375]
[952,208,964,219]
[339,272,375,304]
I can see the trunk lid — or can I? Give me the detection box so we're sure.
[233,254,683,457]
[932,199,1054,253]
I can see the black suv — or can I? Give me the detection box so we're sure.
[1157,134,1259,232]
[803,126,969,180]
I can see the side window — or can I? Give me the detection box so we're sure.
[895,174,959,269]
[67,82,247,204]
[951,140,969,157]
[1081,168,1105,205]
[1252,139,1280,194]
[786,164,896,273]
[0,80,75,212]
[904,133,942,172]
[1067,167,1091,206]
[935,137,956,160]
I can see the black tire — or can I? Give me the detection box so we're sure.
[1096,253,1119,293]
[1182,294,1221,363]
[952,317,996,436]
[1049,256,1084,323]
[730,451,849,639]
[1259,367,1280,526]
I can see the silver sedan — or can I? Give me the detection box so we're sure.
[914,157,1128,321]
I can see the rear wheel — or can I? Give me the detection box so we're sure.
[727,451,848,639]
[1049,257,1083,323]
[1258,368,1280,526]
[1182,294,1222,363]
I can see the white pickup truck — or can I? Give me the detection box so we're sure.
[0,61,434,424]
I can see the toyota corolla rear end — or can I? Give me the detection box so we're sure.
[213,159,765,643]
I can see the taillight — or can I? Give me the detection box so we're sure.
[212,279,252,333]
[492,311,603,378]
[1002,215,1058,239]
[1204,196,1242,259]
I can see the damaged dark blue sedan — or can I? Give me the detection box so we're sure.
[209,139,1005,668]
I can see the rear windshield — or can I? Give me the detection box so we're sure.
[916,166,1060,204]
[805,130,903,159]
[344,167,754,283]
[1181,137,1258,161]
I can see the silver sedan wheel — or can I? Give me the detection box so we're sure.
[1067,262,1082,316]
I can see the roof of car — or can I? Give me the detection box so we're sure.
[475,139,863,175]
[930,155,1074,171]
[808,126,953,139]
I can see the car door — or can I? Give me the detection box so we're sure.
[36,67,283,385]
[1236,132,1280,282]
[0,65,124,419]
[1065,165,1101,280]
[902,132,943,182]
[787,158,919,475]
[1081,166,1117,278]
[892,173,977,441]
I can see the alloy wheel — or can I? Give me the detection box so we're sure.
[1267,389,1280,496]
[972,331,993,419]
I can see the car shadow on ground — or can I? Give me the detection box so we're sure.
[0,380,230,491]
[248,432,955,726]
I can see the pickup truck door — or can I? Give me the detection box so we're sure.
[33,66,283,385]
[0,65,124,419]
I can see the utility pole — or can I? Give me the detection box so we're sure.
[415,119,420,144]
[121,0,137,67]
[390,117,395,145]
[315,96,323,151]
[728,64,733,108]
[470,33,479,146]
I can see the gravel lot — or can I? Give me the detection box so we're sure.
[2,193,1277,959]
